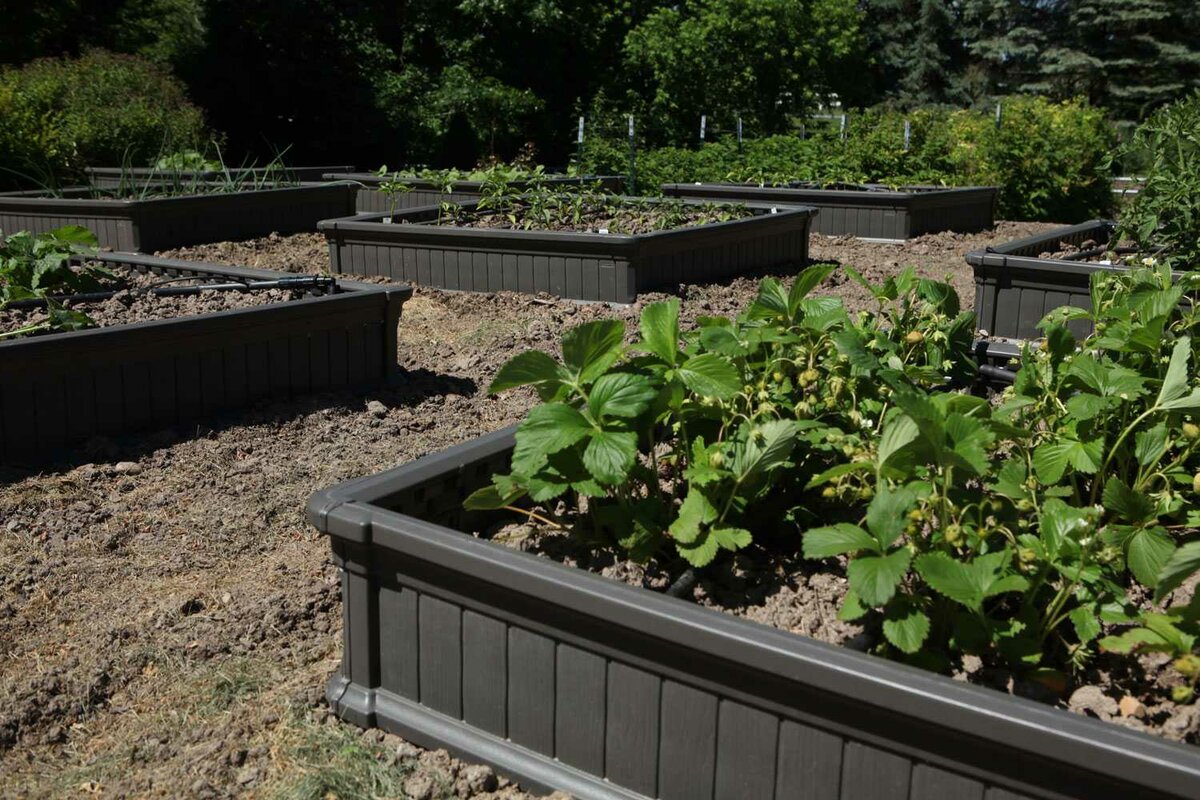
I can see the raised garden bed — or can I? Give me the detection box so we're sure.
[325,172,625,214]
[661,182,997,241]
[318,199,815,303]
[966,219,1182,340]
[86,165,356,189]
[0,252,411,464]
[0,182,358,252]
[309,427,1200,800]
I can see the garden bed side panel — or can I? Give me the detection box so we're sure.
[319,203,813,303]
[0,190,139,250]
[85,166,356,189]
[324,174,625,214]
[309,430,1200,800]
[0,254,409,465]
[0,183,358,252]
[905,186,998,237]
[660,183,996,241]
[965,220,1165,340]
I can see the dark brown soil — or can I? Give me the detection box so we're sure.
[1,220,1095,798]
[0,266,303,337]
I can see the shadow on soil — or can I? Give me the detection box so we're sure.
[0,367,476,481]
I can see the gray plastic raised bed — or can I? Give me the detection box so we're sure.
[85,165,356,189]
[324,172,625,213]
[0,182,358,252]
[661,182,997,242]
[319,200,815,303]
[308,428,1200,800]
[966,219,1181,340]
[0,253,411,464]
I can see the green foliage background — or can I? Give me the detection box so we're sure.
[0,49,208,187]
[0,0,1196,216]
[581,98,1115,221]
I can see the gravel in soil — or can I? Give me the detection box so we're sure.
[3,220,1115,799]
[0,265,304,337]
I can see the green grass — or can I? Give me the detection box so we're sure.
[267,707,447,800]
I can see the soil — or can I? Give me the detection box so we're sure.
[492,524,869,652]
[1040,236,1152,266]
[2,219,1107,799]
[0,266,305,337]
[422,199,752,236]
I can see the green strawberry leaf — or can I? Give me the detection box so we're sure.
[848,549,912,607]
[638,298,680,365]
[587,372,657,419]
[562,320,625,383]
[582,428,638,485]
[883,599,931,654]
[803,523,878,558]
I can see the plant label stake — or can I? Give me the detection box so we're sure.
[995,102,1003,128]
[840,114,847,142]
[700,115,706,142]
[627,114,637,195]
[903,119,911,151]
[737,116,743,156]
[576,116,585,172]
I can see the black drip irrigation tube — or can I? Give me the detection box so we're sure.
[666,567,699,598]
[6,275,338,309]
[978,364,1017,385]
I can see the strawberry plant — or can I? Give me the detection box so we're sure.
[806,264,1200,677]
[468,264,976,568]
[467,256,1200,697]
[0,226,110,338]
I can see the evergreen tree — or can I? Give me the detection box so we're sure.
[1040,0,1200,118]
[957,0,1048,100]
[860,0,967,107]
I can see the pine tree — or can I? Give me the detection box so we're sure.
[1041,0,1200,118]
[957,0,1050,100]
[860,0,967,107]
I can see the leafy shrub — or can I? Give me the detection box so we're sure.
[1114,91,1200,268]
[0,49,210,188]
[579,97,1116,222]
[948,96,1116,222]
[841,106,958,185]
[816,265,1200,679]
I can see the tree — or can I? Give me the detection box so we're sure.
[623,0,867,143]
[859,0,968,108]
[958,0,1048,100]
[1039,0,1200,118]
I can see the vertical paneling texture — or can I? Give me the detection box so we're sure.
[354,549,1164,800]
[327,214,810,302]
[0,184,352,252]
[366,574,1068,800]
[0,282,396,464]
